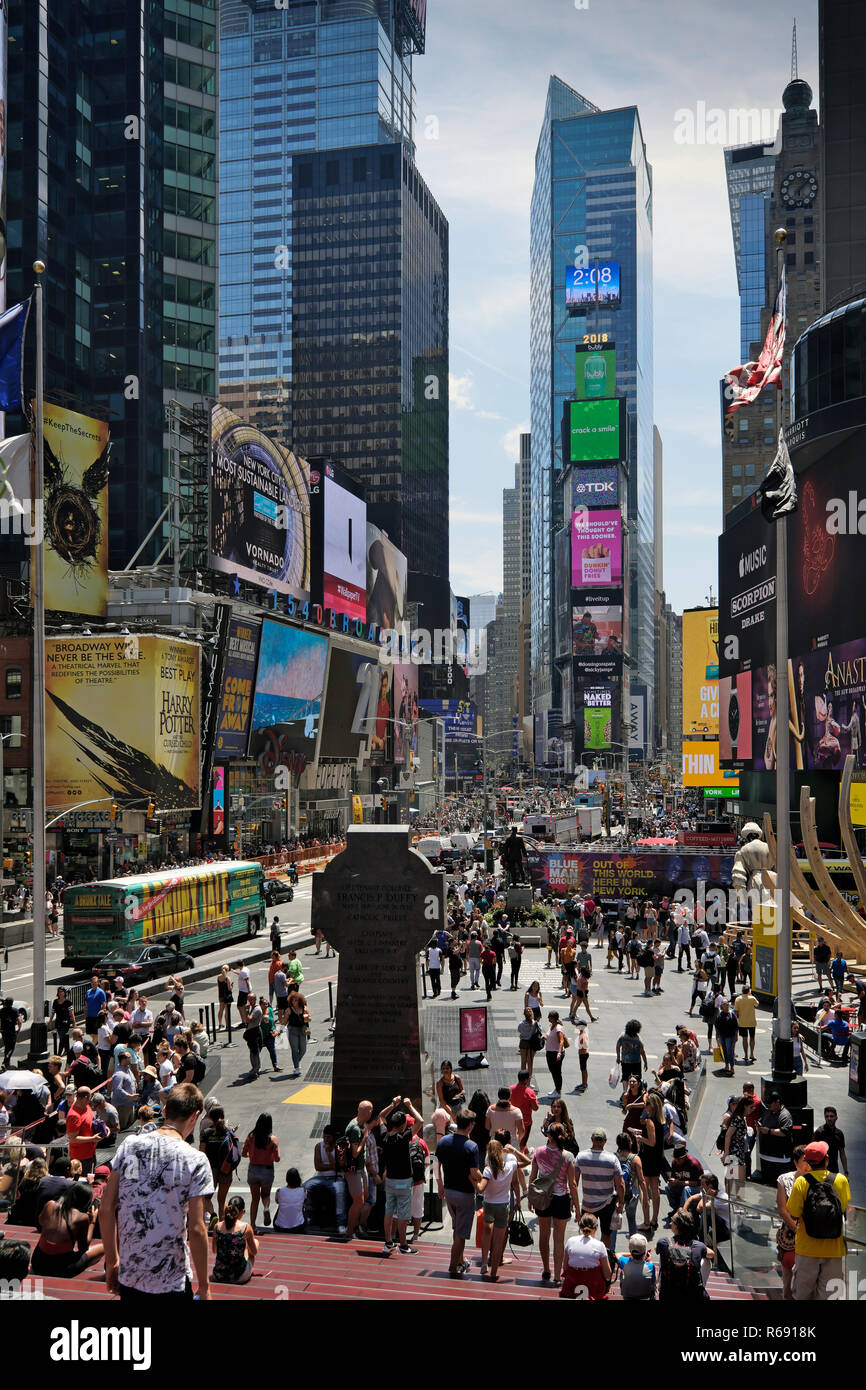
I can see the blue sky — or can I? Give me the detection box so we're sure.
[412,0,818,613]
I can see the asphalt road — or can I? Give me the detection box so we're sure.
[1,880,317,1016]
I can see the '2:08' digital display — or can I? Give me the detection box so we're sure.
[566,262,621,309]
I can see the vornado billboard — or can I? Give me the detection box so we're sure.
[45,635,201,810]
[210,405,310,599]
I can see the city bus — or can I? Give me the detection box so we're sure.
[61,860,266,969]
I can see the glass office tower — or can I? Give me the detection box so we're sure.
[723,143,776,360]
[218,0,419,449]
[529,77,655,716]
[6,0,217,570]
[290,143,448,584]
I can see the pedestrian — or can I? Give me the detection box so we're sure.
[714,998,739,1076]
[100,1082,212,1301]
[236,960,252,1024]
[481,940,497,1000]
[775,1145,807,1299]
[559,1211,612,1299]
[676,916,692,972]
[267,949,283,1005]
[243,1003,264,1078]
[109,1050,139,1130]
[50,987,75,1055]
[257,996,283,1074]
[574,1126,626,1245]
[616,1018,647,1083]
[447,938,463,999]
[722,1095,750,1189]
[509,1069,539,1150]
[435,1109,483,1279]
[544,1011,568,1099]
[198,1105,235,1222]
[30,1182,105,1279]
[688,964,709,1017]
[1,996,22,1067]
[613,1132,650,1252]
[466,930,482,989]
[241,1111,280,1229]
[341,1101,374,1240]
[216,965,233,1032]
[830,949,847,994]
[380,1098,424,1256]
[485,1087,525,1148]
[274,1168,308,1233]
[700,987,717,1053]
[812,1107,848,1177]
[518,1008,543,1079]
[665,1143,704,1215]
[84,974,106,1041]
[651,941,665,994]
[508,934,523,990]
[211,1195,258,1285]
[655,1209,711,1303]
[790,1019,810,1077]
[529,1121,580,1286]
[167,974,185,1018]
[732,984,758,1063]
[786,1140,850,1301]
[615,1232,657,1300]
[524,980,543,1022]
[635,1091,665,1232]
[284,985,309,1078]
[426,941,443,997]
[477,1137,531,1280]
[436,1060,466,1118]
[638,940,655,995]
[812,936,832,992]
[568,965,597,1024]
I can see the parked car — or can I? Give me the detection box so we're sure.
[92,942,195,985]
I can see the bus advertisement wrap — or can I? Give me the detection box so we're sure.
[45,635,201,810]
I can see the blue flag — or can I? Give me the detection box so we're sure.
[0,299,29,411]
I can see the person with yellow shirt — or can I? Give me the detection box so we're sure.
[732,985,759,1064]
[786,1140,850,1301]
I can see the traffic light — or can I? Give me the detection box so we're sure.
[109,801,118,822]
[380,795,387,811]
[146,800,155,818]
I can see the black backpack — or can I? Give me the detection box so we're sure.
[801,1173,843,1240]
[409,1138,427,1183]
[661,1241,709,1302]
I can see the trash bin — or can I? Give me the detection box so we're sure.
[849,1030,866,1098]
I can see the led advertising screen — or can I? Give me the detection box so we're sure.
[718,671,753,766]
[786,443,866,657]
[582,685,614,752]
[366,522,407,632]
[212,767,225,837]
[789,641,866,773]
[562,662,573,727]
[554,526,572,659]
[573,600,623,658]
[575,342,616,400]
[565,261,621,310]
[309,460,367,621]
[210,405,310,598]
[419,698,475,743]
[248,621,329,768]
[570,465,619,511]
[316,645,378,762]
[527,849,734,898]
[368,666,393,764]
[682,608,719,738]
[571,508,622,588]
[628,684,647,756]
[718,499,776,678]
[394,661,419,767]
[682,741,739,790]
[45,635,201,810]
[42,405,110,617]
[567,398,623,464]
[214,617,261,758]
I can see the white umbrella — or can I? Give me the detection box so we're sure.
[0,1070,48,1092]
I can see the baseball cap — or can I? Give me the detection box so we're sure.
[94,1165,111,1179]
[590,1127,607,1141]
[804,1141,829,1164]
[72,1041,84,1054]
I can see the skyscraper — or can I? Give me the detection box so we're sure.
[723,141,777,361]
[6,0,218,568]
[218,0,421,449]
[720,74,821,518]
[819,0,866,310]
[529,77,654,722]
[289,143,448,585]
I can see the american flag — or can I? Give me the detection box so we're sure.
[724,265,787,413]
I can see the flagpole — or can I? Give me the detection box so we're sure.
[29,259,48,1063]
[772,228,793,1075]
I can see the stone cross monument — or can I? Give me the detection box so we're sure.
[311,825,444,1131]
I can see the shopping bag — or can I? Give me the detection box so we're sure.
[608,1065,620,1089]
[475,1210,485,1248]
[275,1027,290,1052]
[713,1044,724,1063]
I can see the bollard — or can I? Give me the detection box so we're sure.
[421,966,428,1000]
[327,980,334,1019]
[226,1006,232,1046]
[210,1000,217,1043]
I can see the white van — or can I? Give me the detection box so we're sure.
[416,835,452,865]
[449,832,476,854]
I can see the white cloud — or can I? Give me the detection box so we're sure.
[501,420,530,462]
[449,372,475,410]
[450,507,502,525]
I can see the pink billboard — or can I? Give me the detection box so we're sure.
[571,508,622,588]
